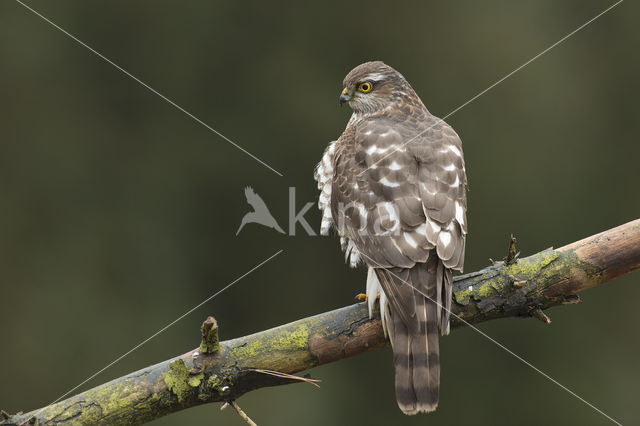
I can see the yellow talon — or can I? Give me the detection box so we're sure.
[355,293,381,302]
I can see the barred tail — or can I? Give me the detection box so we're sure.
[376,259,446,414]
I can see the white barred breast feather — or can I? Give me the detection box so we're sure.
[314,140,363,268]
[314,141,336,236]
[344,239,362,268]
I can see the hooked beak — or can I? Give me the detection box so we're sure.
[339,88,351,106]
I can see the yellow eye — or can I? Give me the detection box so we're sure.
[358,81,372,93]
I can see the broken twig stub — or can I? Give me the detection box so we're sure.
[504,234,519,265]
[199,316,220,354]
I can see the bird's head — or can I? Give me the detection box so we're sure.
[339,61,411,114]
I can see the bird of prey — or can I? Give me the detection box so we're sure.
[236,186,285,235]
[315,61,467,414]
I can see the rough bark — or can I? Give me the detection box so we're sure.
[2,219,639,426]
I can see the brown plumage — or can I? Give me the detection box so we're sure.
[315,61,467,414]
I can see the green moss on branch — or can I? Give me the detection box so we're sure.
[4,219,639,425]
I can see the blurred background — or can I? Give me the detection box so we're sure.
[1,0,638,425]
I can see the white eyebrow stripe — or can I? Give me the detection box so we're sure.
[362,73,386,82]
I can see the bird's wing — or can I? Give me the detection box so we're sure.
[331,114,467,325]
[406,115,468,271]
[332,116,467,268]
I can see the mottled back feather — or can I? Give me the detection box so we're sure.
[315,61,467,414]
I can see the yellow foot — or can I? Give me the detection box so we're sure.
[355,293,368,302]
[354,293,380,302]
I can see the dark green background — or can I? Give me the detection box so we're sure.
[1,1,638,425]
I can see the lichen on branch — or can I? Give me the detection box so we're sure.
[3,219,639,426]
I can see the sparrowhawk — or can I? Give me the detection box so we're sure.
[315,61,467,414]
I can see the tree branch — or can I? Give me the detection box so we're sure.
[3,219,639,426]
